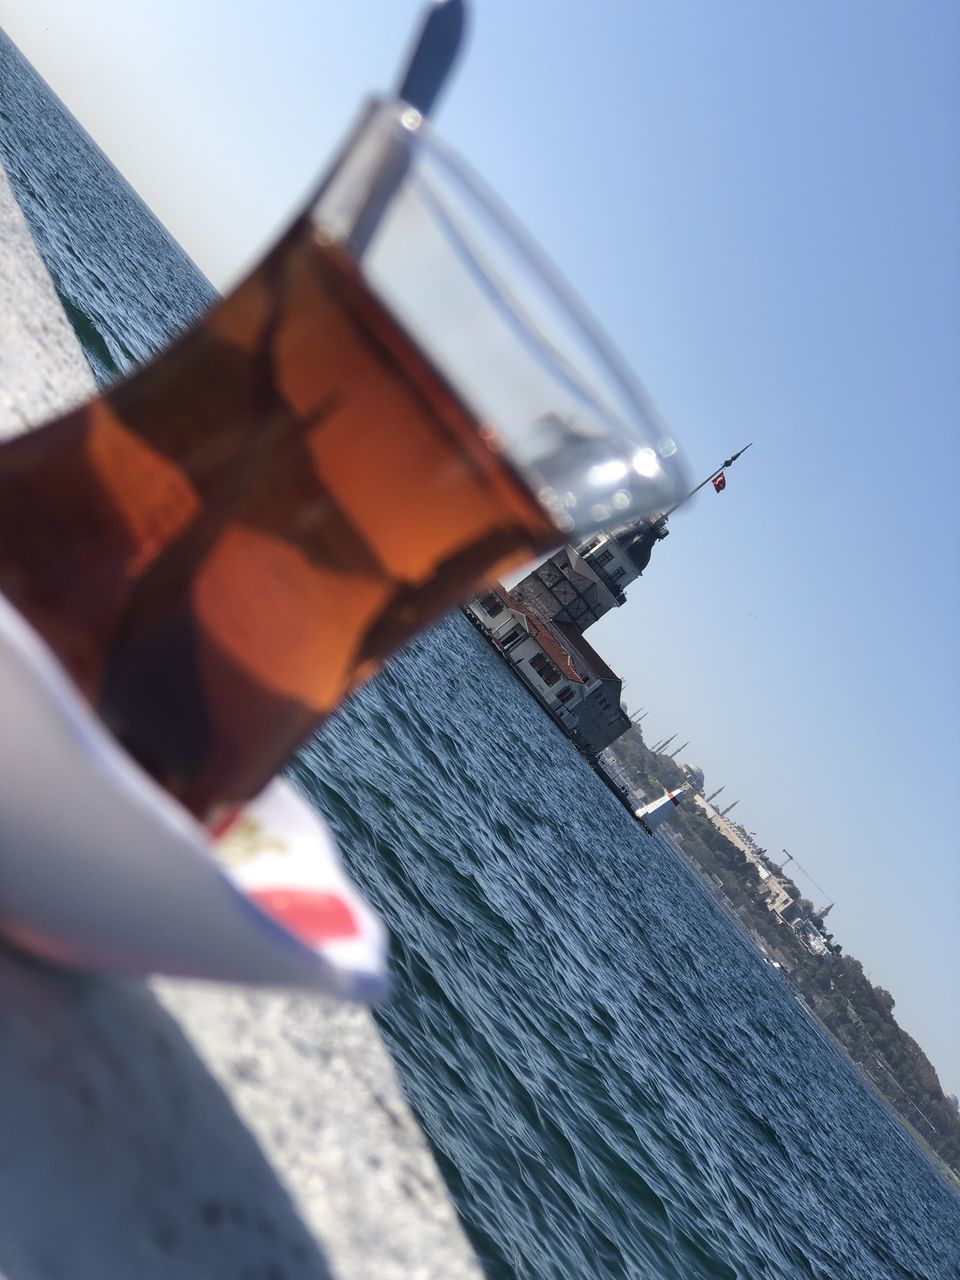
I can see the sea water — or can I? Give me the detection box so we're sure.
[2,30,957,1278]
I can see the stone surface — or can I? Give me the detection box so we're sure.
[0,164,96,430]
[153,982,483,1280]
[0,159,481,1280]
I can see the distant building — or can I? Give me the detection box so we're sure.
[793,919,831,957]
[680,762,705,793]
[695,794,798,918]
[694,794,754,856]
[511,518,668,634]
[550,620,631,754]
[466,514,670,757]
[466,586,630,755]
[758,874,796,919]
[467,585,583,709]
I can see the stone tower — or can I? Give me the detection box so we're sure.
[511,515,669,634]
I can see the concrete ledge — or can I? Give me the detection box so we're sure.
[0,157,481,1279]
[0,164,96,431]
[0,952,481,1279]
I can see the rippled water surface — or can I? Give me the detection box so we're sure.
[3,29,958,1278]
[296,620,958,1277]
[0,33,213,383]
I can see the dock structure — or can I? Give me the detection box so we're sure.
[0,158,481,1280]
[635,785,691,836]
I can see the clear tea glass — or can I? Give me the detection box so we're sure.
[0,100,685,822]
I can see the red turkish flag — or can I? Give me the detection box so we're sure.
[712,472,726,493]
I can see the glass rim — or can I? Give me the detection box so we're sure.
[316,96,687,532]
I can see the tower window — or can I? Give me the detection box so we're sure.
[479,591,503,617]
[529,651,561,686]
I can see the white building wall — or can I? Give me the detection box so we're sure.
[505,635,582,709]
[465,597,586,721]
[465,597,514,640]
[579,533,640,592]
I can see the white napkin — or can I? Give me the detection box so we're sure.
[0,589,387,999]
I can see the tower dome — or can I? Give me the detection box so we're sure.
[681,762,705,793]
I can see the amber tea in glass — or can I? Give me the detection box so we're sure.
[0,101,684,822]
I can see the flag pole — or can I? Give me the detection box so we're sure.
[662,443,752,517]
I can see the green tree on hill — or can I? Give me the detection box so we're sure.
[602,734,960,1175]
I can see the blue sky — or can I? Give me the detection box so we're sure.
[2,1,957,1093]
